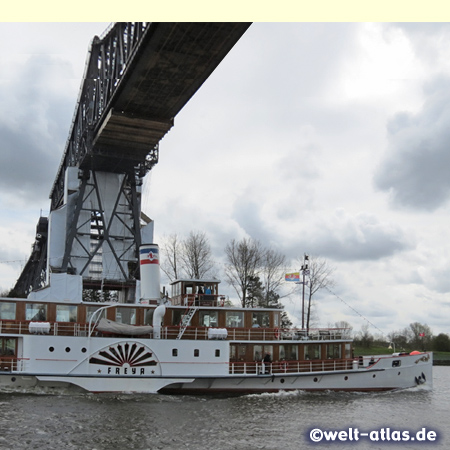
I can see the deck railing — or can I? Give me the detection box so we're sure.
[0,320,89,337]
[0,357,19,372]
[165,326,350,341]
[229,358,357,375]
[171,293,227,307]
[0,320,351,342]
[0,357,34,373]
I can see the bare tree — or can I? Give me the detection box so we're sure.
[180,231,215,279]
[224,238,264,307]
[334,320,353,339]
[387,323,433,351]
[387,328,409,352]
[433,333,450,352]
[160,231,216,282]
[357,323,374,348]
[160,233,182,282]
[260,248,287,307]
[301,255,335,330]
[409,322,433,351]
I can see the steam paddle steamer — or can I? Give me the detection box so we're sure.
[0,246,432,393]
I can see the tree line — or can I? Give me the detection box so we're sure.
[353,321,450,353]
[160,231,336,329]
[160,232,288,307]
[159,230,450,353]
[160,232,292,326]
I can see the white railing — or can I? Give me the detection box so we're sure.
[229,358,357,375]
[0,320,89,337]
[0,320,351,343]
[229,358,366,375]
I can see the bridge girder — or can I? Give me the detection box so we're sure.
[50,22,250,210]
[13,22,251,299]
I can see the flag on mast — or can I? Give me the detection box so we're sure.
[285,272,300,282]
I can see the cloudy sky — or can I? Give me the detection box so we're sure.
[1,22,450,337]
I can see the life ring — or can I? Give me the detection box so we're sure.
[274,328,280,339]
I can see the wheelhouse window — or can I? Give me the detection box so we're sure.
[326,344,341,359]
[26,304,47,321]
[274,312,280,328]
[252,312,270,328]
[199,311,218,327]
[116,307,136,325]
[226,311,244,328]
[279,344,298,361]
[172,282,181,297]
[56,305,78,322]
[0,302,16,320]
[304,344,321,360]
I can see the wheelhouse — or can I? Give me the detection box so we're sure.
[169,279,223,307]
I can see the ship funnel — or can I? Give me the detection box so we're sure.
[139,244,161,302]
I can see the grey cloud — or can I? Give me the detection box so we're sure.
[303,210,413,262]
[186,22,360,140]
[374,76,450,211]
[230,195,411,263]
[277,141,322,182]
[425,265,450,294]
[0,54,74,203]
[0,124,56,201]
[231,197,273,245]
[386,23,450,65]
[430,277,450,295]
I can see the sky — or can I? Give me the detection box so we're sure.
[1,22,450,338]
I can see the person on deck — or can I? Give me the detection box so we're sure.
[263,352,272,374]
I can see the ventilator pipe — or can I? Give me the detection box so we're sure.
[153,304,166,339]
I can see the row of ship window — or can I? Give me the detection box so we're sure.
[172,348,221,357]
[0,302,275,328]
[41,346,222,358]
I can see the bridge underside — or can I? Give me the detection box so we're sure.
[85,22,251,174]
[12,22,251,300]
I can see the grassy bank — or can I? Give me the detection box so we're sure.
[353,346,395,356]
[433,352,450,360]
[353,346,450,361]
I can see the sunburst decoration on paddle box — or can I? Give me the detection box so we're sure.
[89,342,157,367]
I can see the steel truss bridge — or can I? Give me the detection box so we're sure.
[13,22,250,300]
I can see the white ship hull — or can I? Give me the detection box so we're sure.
[0,334,433,394]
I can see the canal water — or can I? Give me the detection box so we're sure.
[0,366,448,450]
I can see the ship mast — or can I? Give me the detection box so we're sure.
[300,254,309,330]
